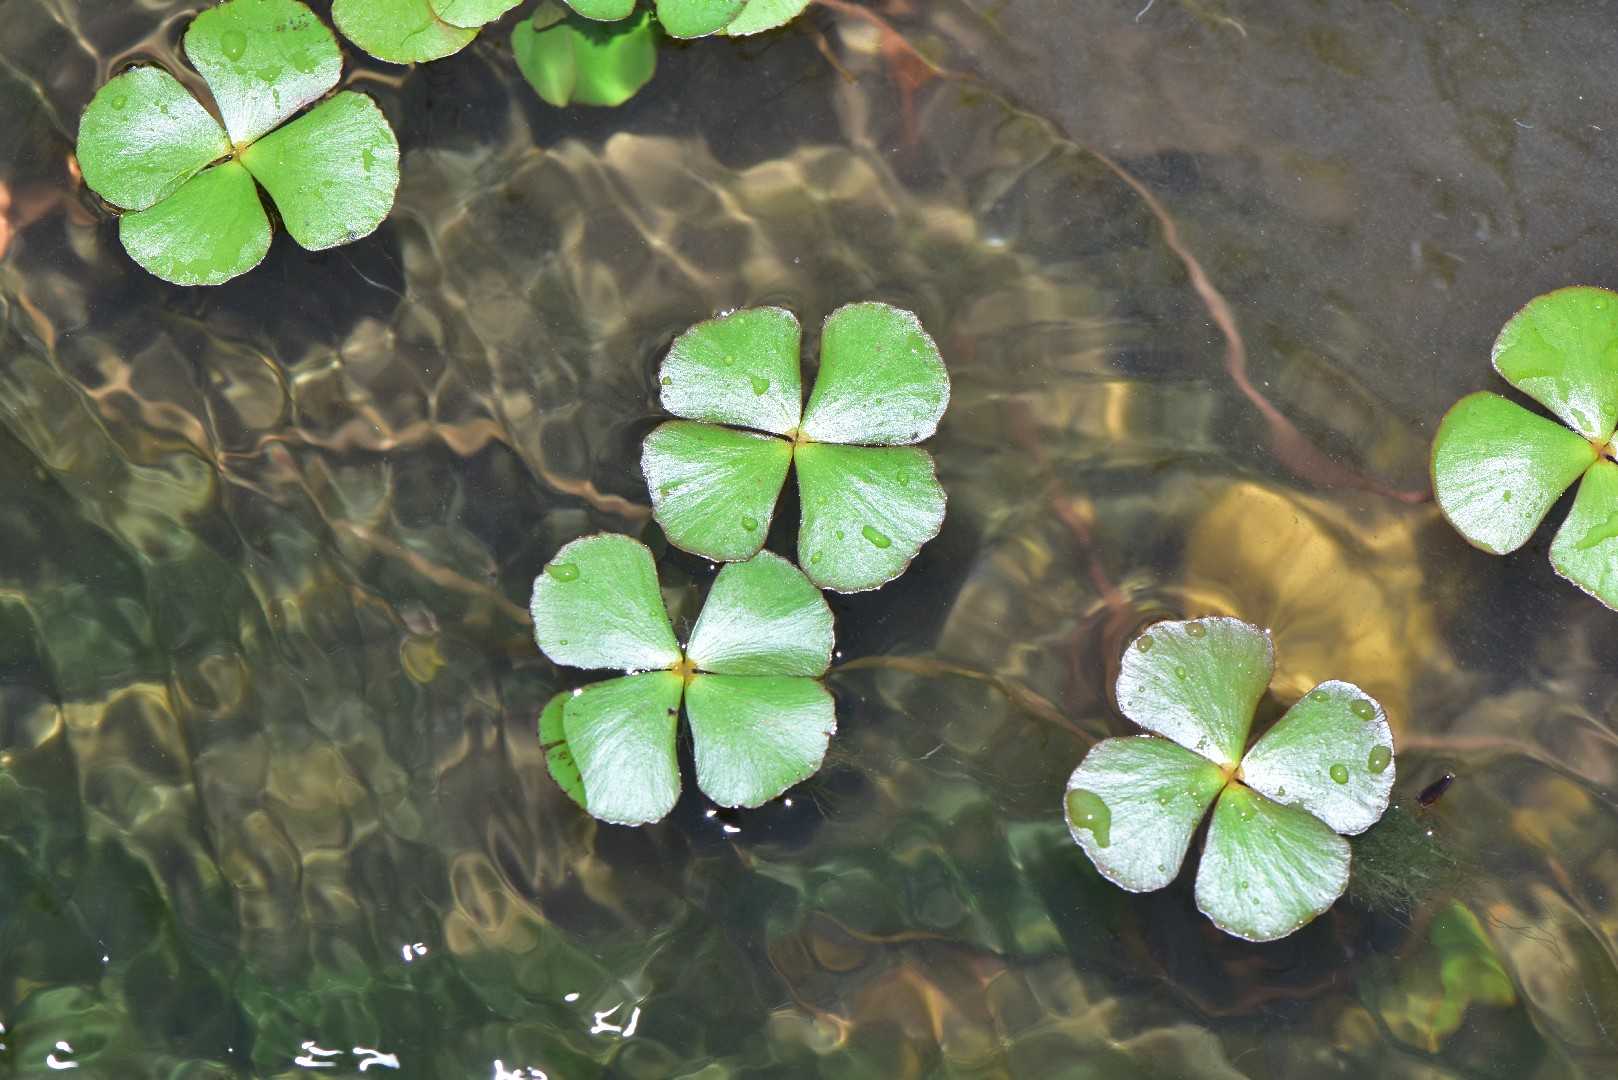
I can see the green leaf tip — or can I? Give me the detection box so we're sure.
[643,302,950,593]
[1433,286,1618,610]
[530,536,838,824]
[75,0,400,286]
[1065,617,1395,942]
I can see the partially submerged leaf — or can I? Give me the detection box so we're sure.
[1114,618,1272,768]
[1239,680,1395,835]
[119,161,271,286]
[529,534,682,671]
[655,0,746,38]
[332,0,478,63]
[642,421,791,562]
[513,7,657,108]
[725,0,812,36]
[685,552,833,676]
[660,307,804,436]
[539,691,586,809]
[1550,458,1618,610]
[1492,286,1618,443]
[1194,784,1350,943]
[429,0,522,29]
[799,302,950,446]
[565,0,639,20]
[795,443,946,593]
[77,66,229,212]
[240,92,400,250]
[185,0,343,145]
[1431,391,1595,554]
[685,674,835,808]
[1062,736,1226,893]
[563,672,683,825]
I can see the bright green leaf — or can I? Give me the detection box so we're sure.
[1238,680,1394,835]
[185,0,342,146]
[1114,617,1272,768]
[119,161,271,286]
[685,551,833,676]
[429,0,522,29]
[1491,285,1618,442]
[795,443,945,593]
[512,10,578,106]
[563,672,683,825]
[642,421,792,562]
[685,674,835,808]
[513,7,657,108]
[539,691,586,808]
[529,534,681,672]
[76,66,229,212]
[799,302,950,446]
[1550,458,1618,611]
[1194,784,1350,943]
[565,0,638,19]
[240,91,399,251]
[332,0,478,64]
[726,0,812,36]
[660,307,804,437]
[1431,391,1596,555]
[655,0,746,39]
[1062,736,1226,893]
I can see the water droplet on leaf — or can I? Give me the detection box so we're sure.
[1185,621,1206,638]
[1065,789,1111,848]
[1155,787,1174,806]
[741,515,758,532]
[221,28,248,61]
[1236,799,1255,822]
[862,525,892,548]
[546,561,580,582]
[749,375,769,396]
[721,354,736,367]
[1502,490,1513,502]
[1136,634,1154,652]
[661,375,672,386]
[1367,746,1392,773]
[1174,666,1188,680]
[1349,698,1375,721]
[1575,509,1618,550]
[1330,763,1350,784]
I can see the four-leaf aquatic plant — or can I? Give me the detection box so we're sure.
[75,0,399,286]
[1065,617,1396,942]
[1432,286,1618,610]
[643,303,950,593]
[531,534,837,825]
[562,0,811,38]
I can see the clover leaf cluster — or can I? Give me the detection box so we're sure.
[75,0,399,286]
[644,303,950,593]
[1432,286,1618,611]
[532,536,837,825]
[1066,617,1396,942]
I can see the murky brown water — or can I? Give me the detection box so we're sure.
[3,0,1618,1076]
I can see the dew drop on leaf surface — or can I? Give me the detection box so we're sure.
[1173,665,1188,680]
[1135,634,1154,652]
[1367,746,1392,773]
[1154,786,1174,806]
[741,515,758,532]
[1185,621,1206,638]
[1575,509,1618,549]
[862,524,892,548]
[1065,789,1111,847]
[1330,763,1350,784]
[546,561,580,582]
[749,375,769,395]
[1349,698,1375,721]
[221,28,248,61]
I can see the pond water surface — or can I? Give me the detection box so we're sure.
[3,0,1618,1076]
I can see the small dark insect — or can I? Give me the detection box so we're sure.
[1417,772,1456,807]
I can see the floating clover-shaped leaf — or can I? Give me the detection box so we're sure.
[332,0,522,63]
[1432,286,1618,609]
[75,0,398,285]
[513,4,657,108]
[642,303,950,593]
[530,534,836,825]
[1065,617,1395,942]
[559,0,810,38]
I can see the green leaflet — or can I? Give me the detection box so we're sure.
[429,0,523,29]
[331,0,478,64]
[529,534,682,672]
[564,672,684,825]
[661,306,803,436]
[513,6,658,108]
[185,0,343,145]
[800,302,950,446]
[76,67,229,212]
[642,421,793,562]
[725,0,812,35]
[538,691,586,808]
[685,674,835,808]
[1550,459,1618,610]
[685,551,834,676]
[1492,286,1618,442]
[1114,617,1272,768]
[564,0,638,20]
[119,162,271,286]
[655,0,746,39]
[794,443,946,593]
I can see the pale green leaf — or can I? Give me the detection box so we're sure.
[430,0,522,29]
[799,302,950,446]
[685,674,835,808]
[513,8,657,108]
[726,0,812,35]
[1492,286,1618,442]
[1114,617,1272,768]
[643,421,792,562]
[240,91,399,251]
[660,307,804,436]
[184,0,342,146]
[1238,680,1394,835]
[1194,784,1350,942]
[1431,391,1596,555]
[685,551,833,676]
[563,672,683,825]
[565,0,638,19]
[1550,458,1618,611]
[332,0,478,64]
[119,161,271,286]
[655,0,745,39]
[529,534,681,672]
[794,443,945,593]
[76,66,229,212]
[1062,736,1226,893]
[539,690,586,808]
